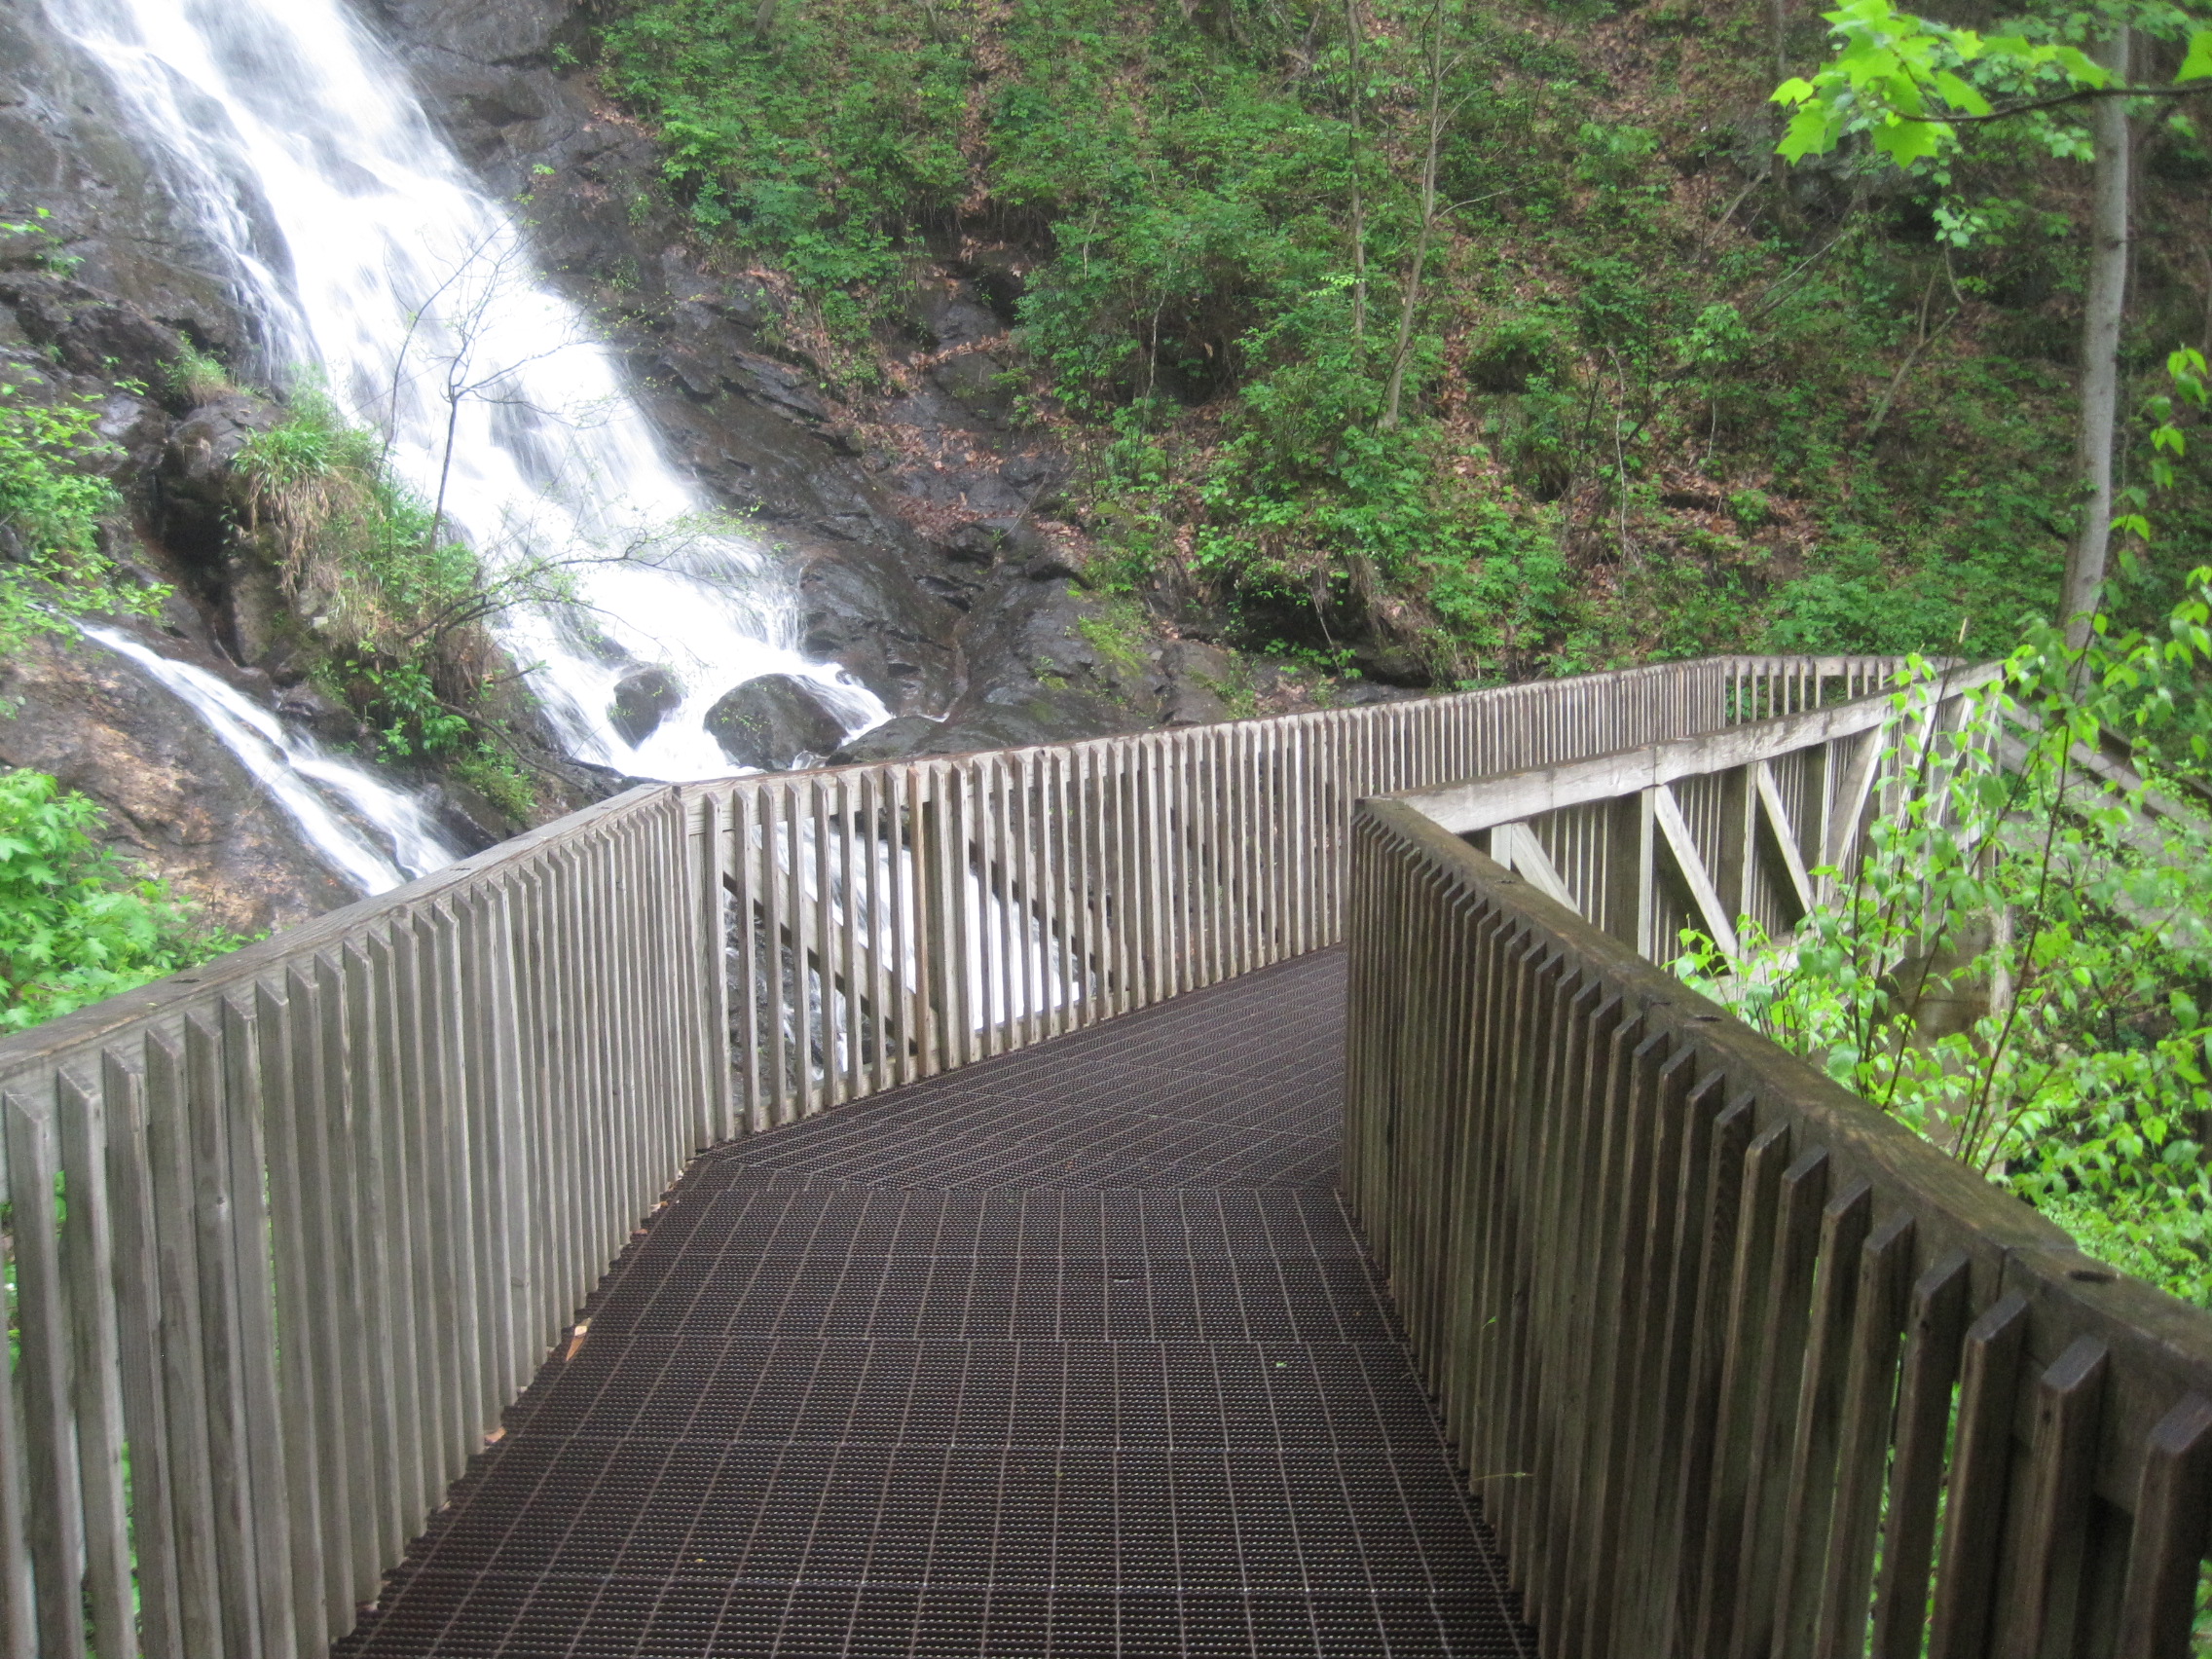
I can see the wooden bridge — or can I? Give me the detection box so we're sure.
[1,656,2205,1658]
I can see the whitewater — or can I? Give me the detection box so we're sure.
[43,0,889,886]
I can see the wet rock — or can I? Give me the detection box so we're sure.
[1335,679,1426,707]
[0,631,359,937]
[938,521,1006,566]
[927,350,1015,428]
[828,715,942,765]
[1161,641,1237,727]
[159,391,280,571]
[414,782,505,855]
[275,682,368,748]
[1349,641,1433,687]
[608,666,682,746]
[958,247,1031,322]
[1023,541,1088,585]
[902,275,1001,350]
[704,674,848,770]
[796,552,954,712]
[0,5,251,350]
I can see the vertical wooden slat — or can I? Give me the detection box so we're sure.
[183,1012,268,1659]
[1806,1209,1915,1659]
[1999,1334,2110,1658]
[1690,1119,1792,1654]
[0,1159,31,1659]
[1927,1292,2030,1659]
[102,1050,185,1659]
[1867,1250,1972,1659]
[2115,1393,2212,1659]
[1726,1143,1832,1659]
[6,1084,89,1659]
[1665,1091,1757,1647]
[1771,1177,1875,1654]
[55,1071,138,1659]
[218,996,299,1659]
[249,979,331,1647]
[282,963,357,1627]
[143,1027,227,1657]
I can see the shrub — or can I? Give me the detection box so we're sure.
[0,378,160,652]
[0,769,236,1030]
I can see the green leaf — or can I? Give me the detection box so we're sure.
[1871,116,1947,165]
[1932,70,1991,117]
[2180,30,2212,85]
[1779,105,1841,161]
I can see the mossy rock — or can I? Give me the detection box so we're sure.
[703,674,847,769]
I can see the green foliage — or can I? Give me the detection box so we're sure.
[0,378,162,652]
[593,0,2212,677]
[0,207,80,276]
[599,0,969,302]
[161,344,233,405]
[233,393,535,809]
[1772,0,2104,167]
[1073,604,1152,679]
[0,769,236,1030]
[1775,1,2212,170]
[1680,582,2212,1303]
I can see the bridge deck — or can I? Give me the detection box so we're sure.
[336,951,1531,1658]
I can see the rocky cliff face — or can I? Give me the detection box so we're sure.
[363,0,1271,749]
[0,0,1341,934]
[0,32,358,935]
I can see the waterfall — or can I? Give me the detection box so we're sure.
[80,624,458,894]
[43,0,889,808]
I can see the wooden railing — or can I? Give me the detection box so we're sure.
[1346,682,2212,1659]
[677,654,1899,1134]
[0,653,1889,1659]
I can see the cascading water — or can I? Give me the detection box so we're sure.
[45,0,888,797]
[80,624,457,894]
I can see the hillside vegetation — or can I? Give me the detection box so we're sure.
[590,0,2212,683]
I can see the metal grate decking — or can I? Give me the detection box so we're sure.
[335,951,1534,1657]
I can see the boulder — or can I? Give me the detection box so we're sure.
[704,674,848,770]
[608,666,682,746]
[828,714,940,765]
[0,631,359,936]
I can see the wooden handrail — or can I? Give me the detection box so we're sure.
[0,652,1901,1657]
[1346,690,2212,1657]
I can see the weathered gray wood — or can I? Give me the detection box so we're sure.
[2000,1335,2110,1658]
[0,653,1941,1659]
[218,996,299,1659]
[1929,1292,2031,1659]
[1867,1250,1972,1659]
[1727,1144,1831,1659]
[1770,1177,1874,1657]
[0,1208,32,1659]
[183,1013,267,1659]
[143,1028,227,1658]
[1653,782,1740,955]
[1808,1209,1914,1659]
[2114,1392,2212,1659]
[101,1051,184,1659]
[1409,667,1994,838]
[6,1087,89,1659]
[252,978,330,1643]
[55,1072,137,1659]
[1752,759,1817,916]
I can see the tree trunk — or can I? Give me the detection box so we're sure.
[1768,0,1791,191]
[1346,0,1367,348]
[2063,26,2131,648]
[1381,1,1446,431]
